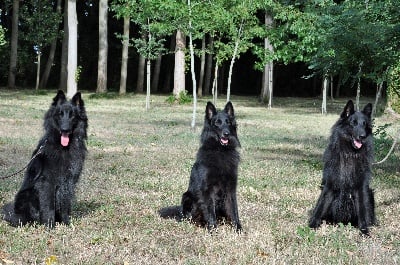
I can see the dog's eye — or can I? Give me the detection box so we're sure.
[214,119,222,126]
[225,119,231,125]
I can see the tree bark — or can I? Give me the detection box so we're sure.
[136,54,145,93]
[8,0,19,89]
[204,35,213,96]
[59,0,68,91]
[322,76,328,114]
[197,35,206,97]
[173,29,186,96]
[67,0,78,98]
[261,13,274,108]
[40,0,62,89]
[97,0,108,93]
[151,55,162,92]
[35,52,41,90]
[119,16,130,95]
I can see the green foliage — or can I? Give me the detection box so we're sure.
[166,90,192,105]
[374,123,393,160]
[0,25,6,46]
[388,63,400,113]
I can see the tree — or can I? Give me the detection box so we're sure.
[97,0,108,93]
[40,0,62,89]
[67,0,78,98]
[59,0,68,91]
[119,16,130,95]
[8,0,19,89]
[20,0,61,91]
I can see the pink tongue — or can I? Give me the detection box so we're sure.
[354,139,362,149]
[61,133,70,147]
[221,138,229,145]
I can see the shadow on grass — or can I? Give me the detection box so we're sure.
[72,199,103,219]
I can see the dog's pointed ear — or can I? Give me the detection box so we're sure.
[224,101,234,117]
[205,102,217,120]
[362,103,372,118]
[71,92,84,108]
[52,90,66,106]
[341,100,355,118]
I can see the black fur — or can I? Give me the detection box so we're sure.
[309,100,376,235]
[159,101,242,232]
[2,90,88,228]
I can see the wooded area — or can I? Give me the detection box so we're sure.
[0,0,399,112]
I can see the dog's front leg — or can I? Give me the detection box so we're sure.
[355,188,370,236]
[36,179,56,228]
[202,197,217,231]
[225,191,242,232]
[309,188,333,229]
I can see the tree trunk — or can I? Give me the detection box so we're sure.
[151,55,162,92]
[119,16,130,95]
[59,0,68,91]
[146,59,151,110]
[8,0,19,89]
[227,21,243,102]
[322,76,328,115]
[188,0,197,129]
[136,55,145,93]
[204,35,213,96]
[197,35,206,97]
[40,0,61,89]
[261,13,274,108]
[67,0,78,98]
[212,62,218,105]
[35,52,41,90]
[97,0,108,93]
[173,29,186,96]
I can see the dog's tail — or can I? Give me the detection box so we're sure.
[158,205,184,221]
[2,202,25,227]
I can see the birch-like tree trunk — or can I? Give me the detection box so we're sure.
[204,35,213,96]
[173,29,186,96]
[119,16,130,95]
[35,52,41,90]
[8,0,19,89]
[67,0,78,98]
[97,0,108,93]
[188,0,197,129]
[261,13,274,109]
[227,21,243,102]
[322,76,328,114]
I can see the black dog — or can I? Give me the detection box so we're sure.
[160,101,242,232]
[309,100,375,235]
[2,90,88,228]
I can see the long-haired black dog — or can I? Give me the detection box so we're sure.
[309,100,375,235]
[159,101,242,232]
[2,90,88,228]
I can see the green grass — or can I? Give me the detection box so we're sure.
[0,90,399,264]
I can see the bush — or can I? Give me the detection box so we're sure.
[166,90,192,105]
[388,64,400,113]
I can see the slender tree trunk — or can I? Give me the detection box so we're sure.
[67,0,78,98]
[146,59,151,110]
[204,35,213,96]
[262,13,274,109]
[188,0,197,129]
[197,35,206,97]
[212,62,218,105]
[136,55,145,93]
[35,52,41,90]
[372,82,384,118]
[8,0,19,89]
[322,76,328,115]
[151,55,162,92]
[355,62,363,110]
[173,29,186,96]
[40,0,61,89]
[227,21,243,102]
[97,0,108,93]
[59,0,68,91]
[119,16,130,95]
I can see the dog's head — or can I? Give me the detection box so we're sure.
[201,101,240,148]
[45,90,88,147]
[340,100,372,150]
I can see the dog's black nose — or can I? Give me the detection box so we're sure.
[223,130,230,137]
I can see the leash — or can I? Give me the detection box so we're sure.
[0,140,47,180]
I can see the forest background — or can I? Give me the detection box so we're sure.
[0,0,399,113]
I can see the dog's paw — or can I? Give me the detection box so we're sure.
[359,227,370,237]
[308,218,321,229]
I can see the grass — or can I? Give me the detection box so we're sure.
[0,90,399,264]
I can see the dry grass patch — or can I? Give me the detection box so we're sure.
[0,90,399,264]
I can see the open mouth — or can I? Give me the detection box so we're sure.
[352,137,363,149]
[61,132,70,147]
[220,137,229,146]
